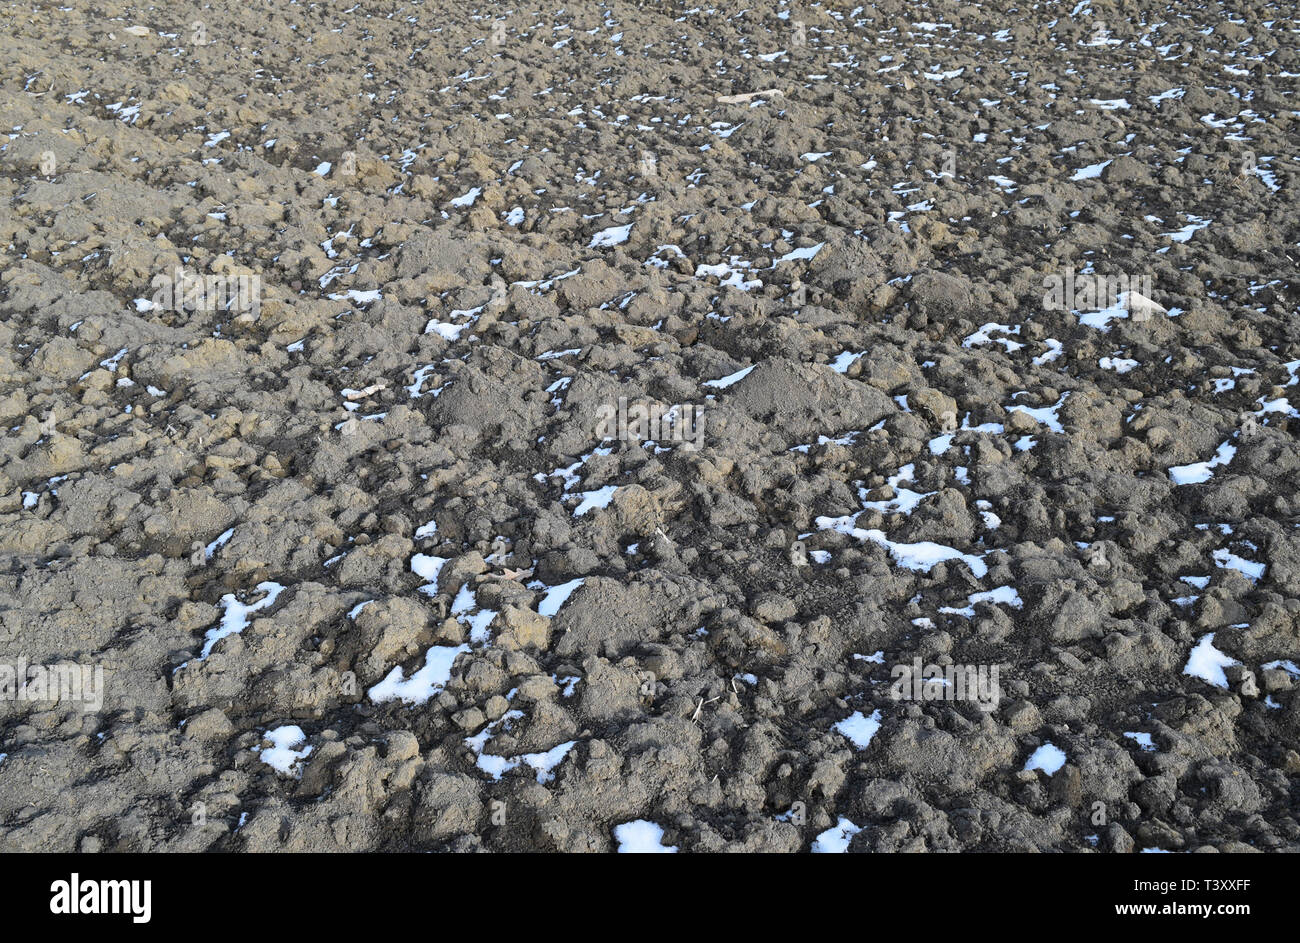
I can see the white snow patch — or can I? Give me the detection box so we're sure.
[940,585,1024,618]
[1163,215,1212,243]
[831,351,867,373]
[812,817,863,853]
[538,578,585,617]
[573,484,618,516]
[520,740,578,783]
[860,465,932,516]
[963,323,1024,352]
[1006,393,1067,433]
[1212,548,1265,581]
[258,725,312,776]
[833,709,882,749]
[411,554,447,595]
[448,187,482,207]
[1025,742,1066,775]
[199,582,285,659]
[1070,159,1111,181]
[1124,732,1156,752]
[369,644,469,704]
[1183,633,1239,688]
[774,242,825,264]
[816,519,989,578]
[1099,356,1140,374]
[703,364,756,389]
[1077,291,1165,330]
[614,820,677,853]
[1168,441,1236,485]
[589,223,632,248]
[1033,339,1063,365]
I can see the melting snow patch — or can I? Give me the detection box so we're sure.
[964,323,1024,352]
[833,709,882,749]
[1168,441,1236,485]
[573,484,618,517]
[331,288,382,305]
[1124,732,1156,752]
[860,465,932,515]
[703,364,756,389]
[1099,356,1139,374]
[1070,159,1112,181]
[538,578,585,617]
[978,502,1002,530]
[1251,161,1281,193]
[407,364,441,399]
[520,741,578,783]
[589,223,632,248]
[940,585,1024,618]
[554,675,580,698]
[774,242,825,264]
[1212,548,1265,581]
[812,817,863,853]
[1007,392,1067,433]
[464,708,577,783]
[1025,742,1066,775]
[448,187,482,207]
[1183,633,1238,688]
[464,710,524,779]
[841,527,989,578]
[1162,215,1212,243]
[695,257,762,291]
[411,554,447,595]
[258,725,312,777]
[199,581,285,659]
[929,434,956,455]
[831,351,867,373]
[1076,292,1170,332]
[369,645,469,704]
[614,820,677,853]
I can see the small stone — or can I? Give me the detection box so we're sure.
[750,592,796,623]
[453,707,486,732]
[494,605,551,650]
